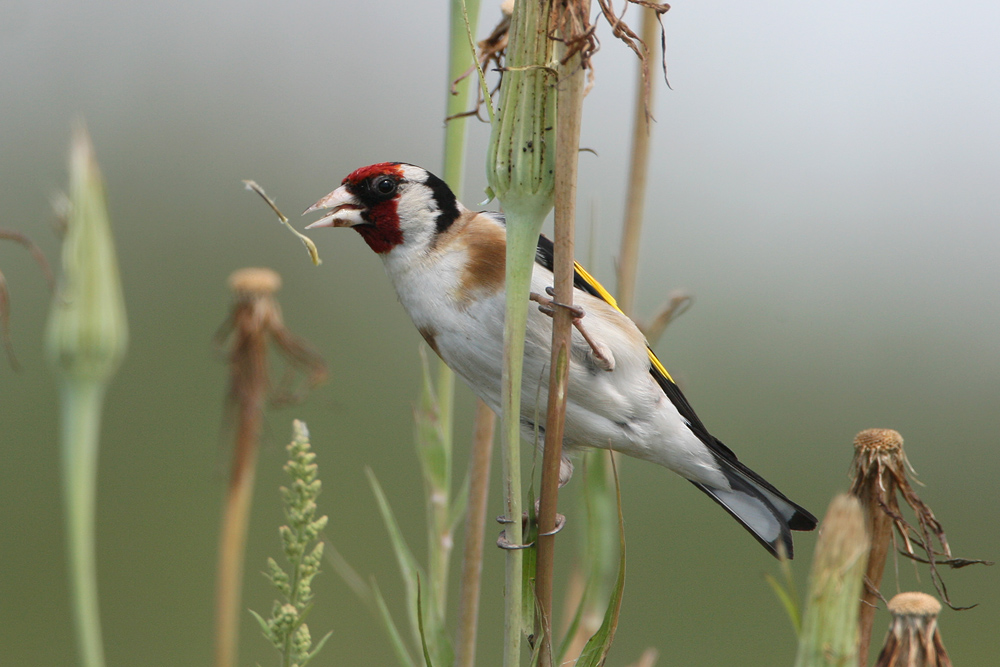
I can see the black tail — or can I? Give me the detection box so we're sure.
[693,450,817,558]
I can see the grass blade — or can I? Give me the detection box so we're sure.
[575,453,626,667]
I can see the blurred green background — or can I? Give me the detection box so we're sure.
[2,1,997,665]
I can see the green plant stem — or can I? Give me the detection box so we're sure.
[501,213,536,666]
[430,0,481,620]
[60,377,108,667]
[426,364,454,619]
[616,6,660,318]
[488,0,558,662]
[443,0,480,189]
[535,19,589,664]
[794,495,869,667]
[49,127,126,667]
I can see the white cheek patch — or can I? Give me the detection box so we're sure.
[392,168,443,251]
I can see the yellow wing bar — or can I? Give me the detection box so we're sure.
[572,261,676,384]
[573,261,622,312]
[646,350,676,384]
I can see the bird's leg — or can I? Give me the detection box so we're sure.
[529,288,616,371]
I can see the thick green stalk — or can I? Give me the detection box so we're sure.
[59,378,108,667]
[499,213,540,665]
[794,495,870,667]
[47,126,128,667]
[486,0,557,663]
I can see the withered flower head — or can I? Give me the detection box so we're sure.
[874,592,951,667]
[850,428,990,616]
[214,268,326,667]
[229,266,281,296]
[220,267,326,411]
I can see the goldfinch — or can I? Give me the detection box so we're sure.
[306,162,817,557]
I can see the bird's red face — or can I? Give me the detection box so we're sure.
[305,162,406,254]
[307,162,461,257]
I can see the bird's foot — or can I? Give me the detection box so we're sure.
[529,288,615,371]
[495,507,566,549]
[533,497,567,537]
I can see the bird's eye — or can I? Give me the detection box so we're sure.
[373,176,397,196]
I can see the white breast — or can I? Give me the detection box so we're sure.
[380,221,725,489]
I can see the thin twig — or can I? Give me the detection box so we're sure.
[615,5,660,318]
[454,400,496,667]
[535,3,591,665]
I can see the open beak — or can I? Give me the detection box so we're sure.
[303,185,366,229]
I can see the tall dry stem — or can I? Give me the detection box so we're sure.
[213,268,325,667]
[534,1,592,662]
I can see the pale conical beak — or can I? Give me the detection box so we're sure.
[303,185,366,228]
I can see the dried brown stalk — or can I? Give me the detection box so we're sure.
[637,289,692,347]
[0,229,55,369]
[454,399,497,667]
[851,428,906,663]
[615,5,660,319]
[874,593,951,667]
[849,428,991,665]
[535,2,592,664]
[213,268,325,667]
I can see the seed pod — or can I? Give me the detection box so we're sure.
[874,592,951,667]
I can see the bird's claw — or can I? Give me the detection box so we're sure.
[496,513,533,550]
[538,513,566,537]
[529,289,616,371]
[495,509,567,549]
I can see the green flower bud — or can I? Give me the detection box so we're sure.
[486,0,557,224]
[45,125,128,381]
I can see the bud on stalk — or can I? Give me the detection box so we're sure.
[794,495,870,667]
[46,125,128,667]
[46,126,128,381]
[486,2,558,665]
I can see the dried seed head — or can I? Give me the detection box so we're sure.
[874,592,951,667]
[854,428,904,453]
[218,267,325,411]
[852,428,927,660]
[228,267,282,298]
[888,592,942,617]
[849,427,989,620]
